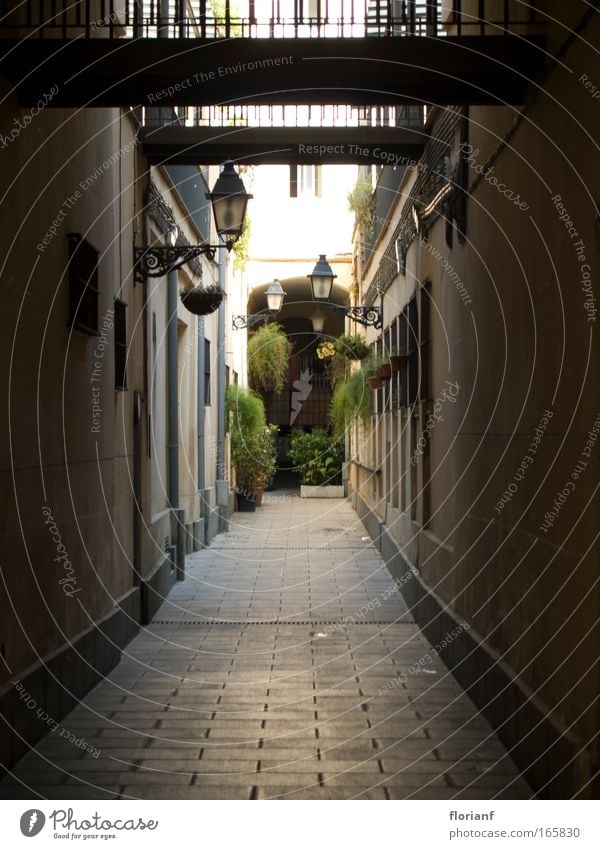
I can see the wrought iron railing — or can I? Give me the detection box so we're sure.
[142,102,426,128]
[0,0,544,39]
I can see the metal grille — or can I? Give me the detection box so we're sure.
[0,0,544,39]
[364,106,462,304]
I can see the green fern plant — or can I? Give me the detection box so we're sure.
[247,323,292,394]
[347,175,374,234]
[330,367,373,436]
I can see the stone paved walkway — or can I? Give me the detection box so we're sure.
[2,496,531,799]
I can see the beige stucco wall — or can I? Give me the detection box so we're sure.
[354,5,600,764]
[0,96,144,684]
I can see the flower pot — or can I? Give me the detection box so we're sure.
[367,375,383,389]
[236,489,256,512]
[254,486,265,506]
[376,362,392,380]
[390,354,407,373]
[180,286,224,316]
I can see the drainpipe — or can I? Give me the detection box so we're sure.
[157,1,185,574]
[216,239,228,530]
[197,314,206,544]
[167,265,184,579]
[197,315,206,491]
[167,267,179,509]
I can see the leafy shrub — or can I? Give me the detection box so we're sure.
[289,429,344,486]
[226,385,266,486]
[347,175,374,234]
[330,367,373,436]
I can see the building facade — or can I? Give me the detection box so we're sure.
[0,95,243,769]
[349,8,600,797]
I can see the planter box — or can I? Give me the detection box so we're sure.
[390,354,408,373]
[300,485,344,498]
[236,490,256,512]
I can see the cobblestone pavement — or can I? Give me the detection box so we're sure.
[2,496,531,799]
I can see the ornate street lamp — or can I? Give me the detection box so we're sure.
[134,161,252,282]
[265,279,285,313]
[206,161,253,242]
[232,279,286,330]
[307,254,382,329]
[308,254,337,301]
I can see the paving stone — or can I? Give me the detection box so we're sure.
[257,786,387,800]
[2,497,528,799]
[121,785,253,800]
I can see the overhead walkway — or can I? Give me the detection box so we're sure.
[0,1,546,108]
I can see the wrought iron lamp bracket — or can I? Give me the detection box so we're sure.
[134,242,233,283]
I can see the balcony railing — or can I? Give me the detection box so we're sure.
[142,102,426,128]
[0,0,545,39]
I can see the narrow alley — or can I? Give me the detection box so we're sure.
[2,497,529,800]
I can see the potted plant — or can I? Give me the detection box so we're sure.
[254,424,278,505]
[361,354,384,389]
[235,441,260,512]
[316,340,336,360]
[226,385,266,512]
[330,368,373,436]
[347,174,374,235]
[376,362,392,380]
[289,429,345,498]
[247,322,292,393]
[390,348,408,373]
[180,283,224,315]
[336,333,370,360]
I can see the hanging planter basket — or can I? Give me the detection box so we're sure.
[351,346,371,360]
[376,362,392,380]
[390,354,408,373]
[180,286,224,316]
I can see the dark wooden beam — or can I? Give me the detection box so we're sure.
[0,36,546,108]
[140,125,428,165]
